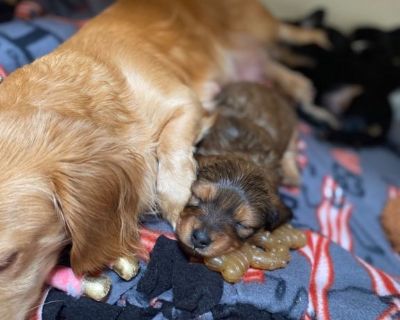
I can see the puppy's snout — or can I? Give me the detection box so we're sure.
[191,229,212,249]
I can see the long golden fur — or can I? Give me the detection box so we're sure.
[0,1,326,318]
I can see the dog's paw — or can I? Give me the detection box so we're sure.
[157,152,196,229]
[301,103,340,129]
[281,156,301,187]
[111,255,140,281]
[82,274,111,301]
[201,81,221,112]
[314,30,332,49]
[281,166,301,187]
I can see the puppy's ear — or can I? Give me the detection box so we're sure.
[191,181,218,201]
[300,9,325,28]
[265,198,294,230]
[52,139,144,275]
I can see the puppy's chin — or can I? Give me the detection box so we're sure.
[196,243,241,258]
[176,218,241,257]
[176,209,242,257]
[178,239,240,258]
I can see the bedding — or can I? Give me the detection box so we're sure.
[0,13,399,320]
[36,125,400,320]
[0,17,77,74]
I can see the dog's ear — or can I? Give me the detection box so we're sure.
[264,197,294,230]
[300,9,326,29]
[191,180,218,201]
[52,138,145,275]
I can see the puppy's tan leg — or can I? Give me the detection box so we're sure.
[281,132,301,187]
[278,23,331,49]
[157,91,206,229]
[267,59,315,105]
[266,60,340,129]
[301,102,340,129]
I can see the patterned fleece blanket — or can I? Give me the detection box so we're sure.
[36,124,400,320]
[0,13,399,320]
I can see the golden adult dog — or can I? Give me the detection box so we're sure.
[0,0,326,318]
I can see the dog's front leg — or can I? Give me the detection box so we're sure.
[157,93,206,229]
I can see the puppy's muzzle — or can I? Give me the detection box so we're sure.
[191,229,212,249]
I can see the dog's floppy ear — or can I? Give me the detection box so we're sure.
[300,9,326,29]
[191,180,218,201]
[264,196,294,230]
[52,137,145,275]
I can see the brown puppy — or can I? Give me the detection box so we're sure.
[177,83,298,257]
[381,197,400,253]
[201,82,300,185]
[0,1,324,318]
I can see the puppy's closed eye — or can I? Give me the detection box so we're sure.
[235,222,252,229]
[0,252,18,272]
[233,205,260,238]
[235,222,256,239]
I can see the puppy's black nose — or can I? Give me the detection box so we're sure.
[191,229,211,249]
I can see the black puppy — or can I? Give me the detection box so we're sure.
[282,9,400,147]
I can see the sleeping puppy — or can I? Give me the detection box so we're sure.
[201,82,300,185]
[0,1,325,318]
[177,82,298,257]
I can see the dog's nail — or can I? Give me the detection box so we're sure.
[82,274,111,301]
[111,256,140,281]
[171,221,177,231]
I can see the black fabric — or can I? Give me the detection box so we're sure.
[0,3,14,23]
[137,236,176,299]
[172,258,222,315]
[41,237,294,320]
[212,304,289,320]
[43,289,159,320]
[43,237,223,320]
[138,236,223,316]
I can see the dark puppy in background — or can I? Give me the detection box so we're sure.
[177,82,299,257]
[278,9,400,146]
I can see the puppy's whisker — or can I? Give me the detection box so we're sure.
[28,299,65,313]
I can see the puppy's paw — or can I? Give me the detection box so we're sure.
[284,72,315,105]
[281,166,301,187]
[314,30,332,49]
[157,152,196,229]
[301,103,340,129]
[281,152,301,187]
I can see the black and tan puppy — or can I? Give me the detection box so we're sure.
[177,82,299,257]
